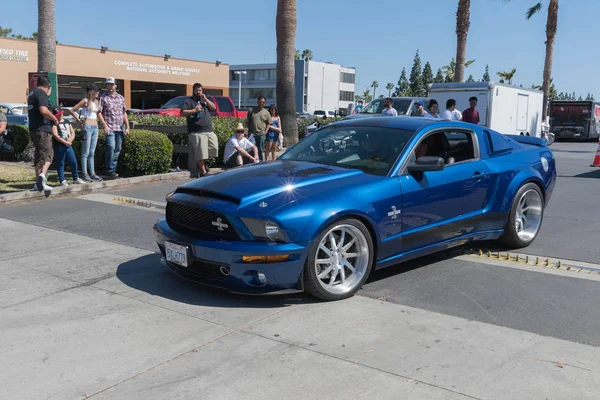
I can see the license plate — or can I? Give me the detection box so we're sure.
[165,242,189,267]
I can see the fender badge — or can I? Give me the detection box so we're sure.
[387,205,401,219]
[259,201,268,208]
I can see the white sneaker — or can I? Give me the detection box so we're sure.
[60,180,69,187]
[42,184,53,193]
[72,178,85,184]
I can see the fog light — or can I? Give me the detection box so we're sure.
[257,272,267,284]
[242,255,290,264]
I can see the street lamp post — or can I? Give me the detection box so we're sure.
[234,70,247,109]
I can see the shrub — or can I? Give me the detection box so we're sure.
[9,125,31,159]
[120,130,173,175]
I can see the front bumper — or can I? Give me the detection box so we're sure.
[153,218,310,295]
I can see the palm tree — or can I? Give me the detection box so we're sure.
[497,68,517,85]
[386,82,395,97]
[455,0,471,82]
[301,49,313,61]
[37,0,56,73]
[362,89,372,103]
[525,0,559,120]
[294,49,301,61]
[443,58,475,82]
[276,0,298,146]
[371,81,379,99]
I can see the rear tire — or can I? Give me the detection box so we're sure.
[500,183,544,248]
[303,218,374,301]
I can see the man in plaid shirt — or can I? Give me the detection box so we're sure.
[98,77,129,178]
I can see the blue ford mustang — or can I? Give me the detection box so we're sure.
[153,116,556,300]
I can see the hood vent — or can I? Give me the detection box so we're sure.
[174,187,241,205]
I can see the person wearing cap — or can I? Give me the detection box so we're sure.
[68,83,102,182]
[50,106,85,187]
[98,77,129,179]
[223,122,259,169]
[411,100,427,117]
[381,98,398,116]
[28,75,59,193]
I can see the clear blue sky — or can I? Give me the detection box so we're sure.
[4,0,598,98]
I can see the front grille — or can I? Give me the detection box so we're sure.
[166,202,240,240]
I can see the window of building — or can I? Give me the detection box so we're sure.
[339,90,354,102]
[248,69,276,81]
[340,72,356,84]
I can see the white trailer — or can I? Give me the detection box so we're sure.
[428,82,544,138]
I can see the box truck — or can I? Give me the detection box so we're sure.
[548,100,600,141]
[428,82,544,138]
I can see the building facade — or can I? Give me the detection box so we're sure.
[0,37,229,109]
[230,61,356,114]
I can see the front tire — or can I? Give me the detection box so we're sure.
[500,182,544,248]
[303,218,374,301]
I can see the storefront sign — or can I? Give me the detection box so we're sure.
[0,48,29,62]
[113,60,200,77]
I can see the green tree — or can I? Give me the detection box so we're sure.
[409,50,424,96]
[497,68,517,85]
[362,89,373,104]
[482,65,491,82]
[466,74,475,82]
[422,61,434,88]
[443,58,474,82]
[276,0,298,145]
[385,82,395,97]
[395,68,409,96]
[301,49,313,61]
[523,0,559,120]
[455,0,471,82]
[434,68,445,83]
[371,81,379,98]
[294,49,301,60]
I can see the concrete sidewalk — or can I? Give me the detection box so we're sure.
[1,217,599,400]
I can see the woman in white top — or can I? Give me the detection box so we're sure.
[424,99,440,119]
[68,83,102,182]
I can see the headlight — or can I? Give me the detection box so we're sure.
[241,218,287,242]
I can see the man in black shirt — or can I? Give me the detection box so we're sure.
[28,76,59,192]
[180,83,218,178]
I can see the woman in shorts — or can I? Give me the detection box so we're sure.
[264,104,281,162]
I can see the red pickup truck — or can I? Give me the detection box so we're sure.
[134,95,248,119]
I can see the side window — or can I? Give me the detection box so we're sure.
[215,97,234,113]
[444,131,476,163]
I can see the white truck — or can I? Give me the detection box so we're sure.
[428,82,544,138]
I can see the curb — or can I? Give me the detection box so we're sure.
[0,170,204,206]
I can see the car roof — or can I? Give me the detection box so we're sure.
[0,103,28,108]
[331,115,451,131]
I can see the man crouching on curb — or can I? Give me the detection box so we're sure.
[223,123,259,169]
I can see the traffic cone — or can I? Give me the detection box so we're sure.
[591,140,600,167]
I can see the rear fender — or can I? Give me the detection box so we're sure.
[498,168,546,214]
[505,134,548,147]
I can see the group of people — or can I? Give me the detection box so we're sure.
[411,97,480,124]
[28,75,129,193]
[183,84,283,177]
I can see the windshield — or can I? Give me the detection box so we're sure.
[10,106,28,115]
[551,104,591,125]
[360,99,413,115]
[161,97,186,109]
[280,124,415,176]
[314,110,326,116]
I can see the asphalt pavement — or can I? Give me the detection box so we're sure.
[2,141,600,398]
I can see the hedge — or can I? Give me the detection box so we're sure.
[10,126,173,176]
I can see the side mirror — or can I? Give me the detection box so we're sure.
[407,156,445,173]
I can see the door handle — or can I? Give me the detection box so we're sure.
[471,171,486,180]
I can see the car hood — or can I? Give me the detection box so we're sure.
[175,160,366,215]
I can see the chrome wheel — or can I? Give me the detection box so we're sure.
[515,189,543,242]
[314,224,370,296]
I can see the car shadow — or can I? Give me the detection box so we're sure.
[365,247,465,284]
[559,169,600,179]
[116,253,315,308]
